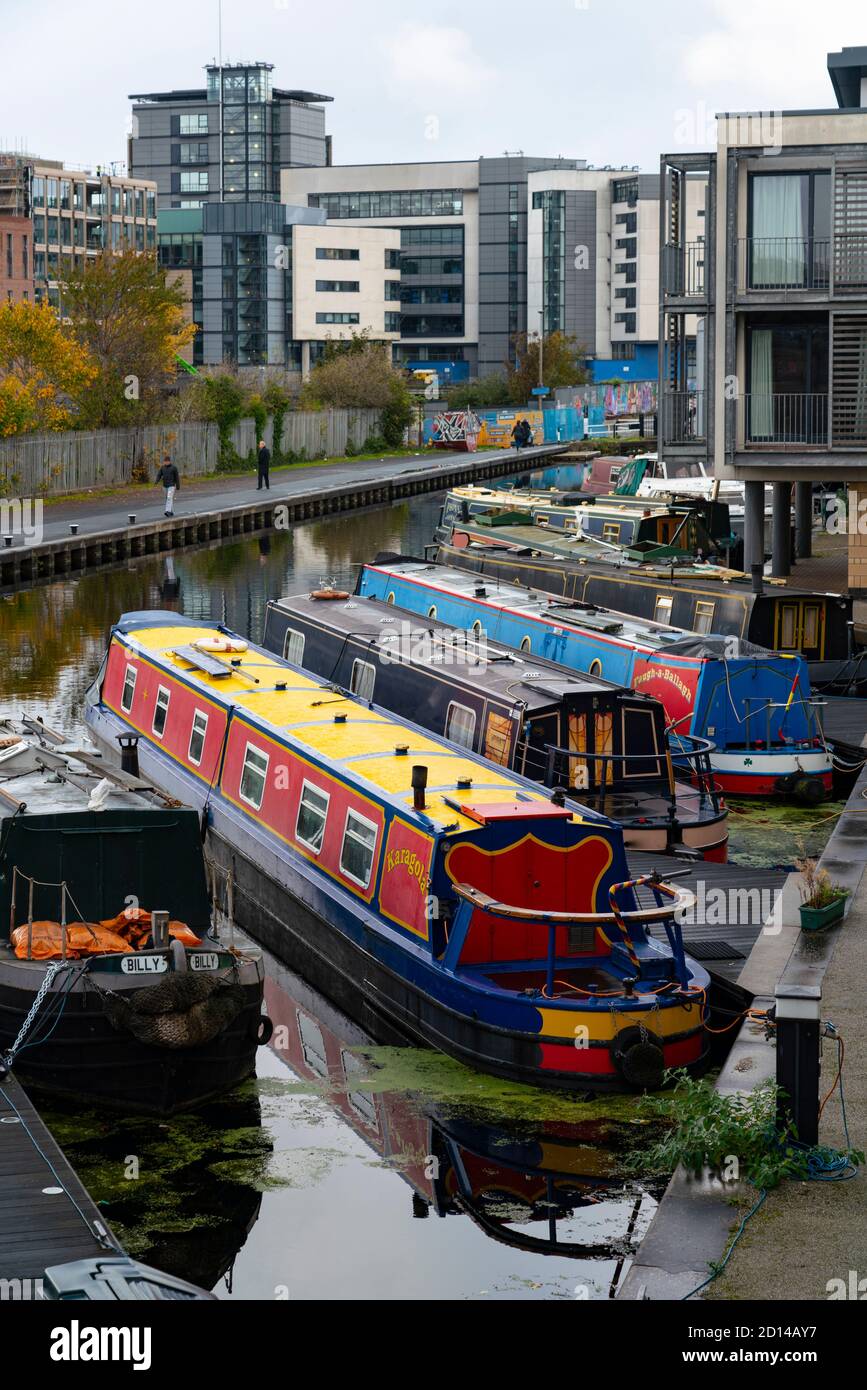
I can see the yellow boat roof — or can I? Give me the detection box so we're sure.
[119,622,583,836]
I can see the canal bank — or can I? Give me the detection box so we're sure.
[0,443,568,589]
[619,761,867,1302]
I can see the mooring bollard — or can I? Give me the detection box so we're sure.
[69,523,79,535]
[128,513,136,525]
[3,535,12,548]
[151,910,170,950]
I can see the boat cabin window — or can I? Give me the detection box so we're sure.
[602,522,621,543]
[654,596,674,625]
[121,664,137,714]
[188,710,208,766]
[350,659,376,703]
[283,628,306,665]
[296,780,330,854]
[472,620,483,636]
[152,686,171,739]
[239,744,269,810]
[520,636,532,652]
[609,467,621,485]
[340,809,378,889]
[589,658,603,677]
[445,701,477,749]
[386,592,396,605]
[694,600,716,634]
[427,606,437,619]
[298,1011,328,1078]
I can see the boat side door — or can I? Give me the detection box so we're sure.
[775,599,826,660]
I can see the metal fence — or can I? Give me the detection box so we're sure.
[0,408,383,497]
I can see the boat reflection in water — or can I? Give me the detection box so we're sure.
[264,946,661,1289]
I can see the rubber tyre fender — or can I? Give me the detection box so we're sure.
[252,1014,274,1046]
[610,1025,665,1090]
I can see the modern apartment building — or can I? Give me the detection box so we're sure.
[527,168,705,381]
[158,203,400,369]
[129,62,332,211]
[659,46,867,593]
[0,153,157,309]
[281,157,590,383]
[282,157,688,384]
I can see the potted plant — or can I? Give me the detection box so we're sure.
[796,854,850,933]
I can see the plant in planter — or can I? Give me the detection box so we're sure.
[796,853,849,932]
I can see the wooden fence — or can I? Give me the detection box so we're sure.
[0,408,384,497]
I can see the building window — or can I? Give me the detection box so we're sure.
[611,342,636,360]
[296,781,329,854]
[316,247,360,261]
[340,810,378,889]
[384,281,401,301]
[180,171,209,193]
[654,596,674,625]
[316,312,360,325]
[31,177,45,208]
[180,112,209,134]
[283,629,305,665]
[694,601,716,634]
[445,702,476,749]
[385,248,401,269]
[384,312,401,332]
[350,660,376,703]
[152,686,171,739]
[612,177,639,205]
[311,189,464,219]
[179,142,210,165]
[315,280,359,293]
[239,744,269,809]
[121,665,137,714]
[747,171,831,290]
[188,711,208,766]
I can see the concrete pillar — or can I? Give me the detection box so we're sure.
[771,481,791,578]
[301,341,311,382]
[795,481,813,560]
[743,480,765,575]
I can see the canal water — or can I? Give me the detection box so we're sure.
[0,465,842,1298]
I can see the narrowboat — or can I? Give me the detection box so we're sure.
[0,717,267,1115]
[357,559,833,801]
[433,518,859,693]
[434,484,736,560]
[85,613,710,1094]
[263,590,729,861]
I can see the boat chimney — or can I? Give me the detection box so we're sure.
[412,765,428,811]
[117,733,140,778]
[751,564,764,595]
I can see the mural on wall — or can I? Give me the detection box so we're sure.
[431,411,482,452]
[559,383,658,417]
[475,410,544,449]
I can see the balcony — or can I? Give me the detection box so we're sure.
[737,238,830,295]
[661,242,706,298]
[661,390,706,444]
[741,393,829,447]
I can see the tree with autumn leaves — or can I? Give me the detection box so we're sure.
[0,251,196,435]
[0,300,96,436]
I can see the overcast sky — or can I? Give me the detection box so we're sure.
[3,0,866,175]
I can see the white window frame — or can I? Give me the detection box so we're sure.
[188,709,209,767]
[239,742,269,810]
[121,663,137,714]
[654,595,674,625]
[152,685,171,739]
[589,658,603,677]
[445,701,476,750]
[694,600,716,634]
[295,779,330,855]
[350,659,376,703]
[520,636,532,652]
[427,605,437,619]
[283,628,306,665]
[339,808,378,889]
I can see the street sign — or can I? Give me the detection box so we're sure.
[532,387,550,397]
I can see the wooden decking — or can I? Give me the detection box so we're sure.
[0,1075,120,1282]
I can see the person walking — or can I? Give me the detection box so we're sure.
[511,418,526,452]
[155,455,180,517]
[257,439,271,491]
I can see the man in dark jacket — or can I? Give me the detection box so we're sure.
[155,456,180,516]
[257,440,271,491]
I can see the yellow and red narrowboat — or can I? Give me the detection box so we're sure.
[85,612,710,1093]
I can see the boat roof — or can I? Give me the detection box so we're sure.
[449,484,690,521]
[445,527,844,600]
[270,592,660,710]
[0,720,162,819]
[113,616,610,837]
[364,560,697,652]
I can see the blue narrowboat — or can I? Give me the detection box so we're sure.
[357,558,833,801]
[85,612,709,1093]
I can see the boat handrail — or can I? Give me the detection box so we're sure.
[452,879,695,926]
